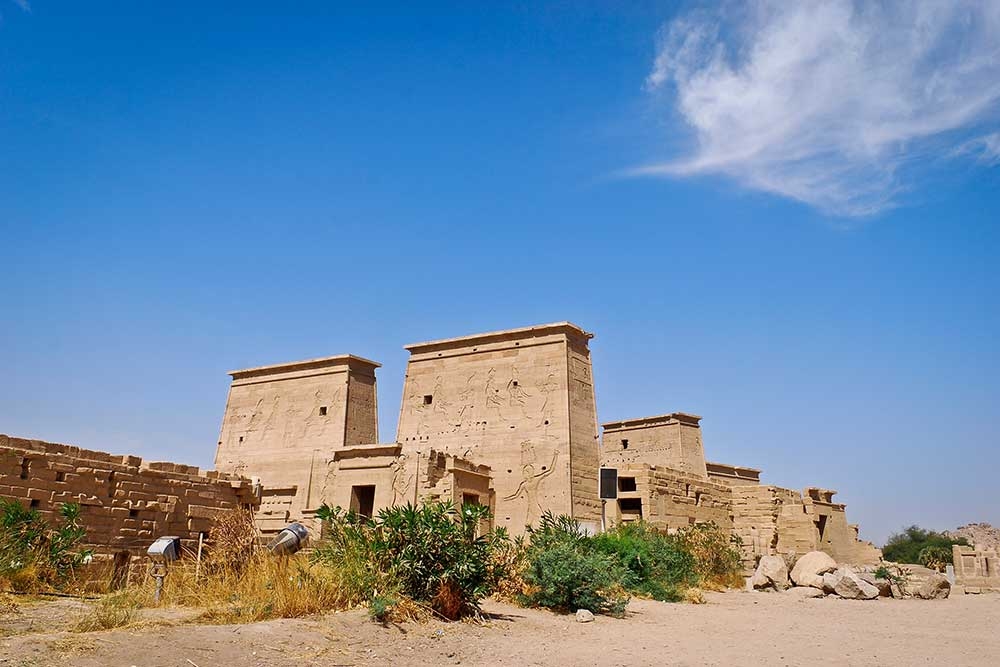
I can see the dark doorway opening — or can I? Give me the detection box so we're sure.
[350,485,376,519]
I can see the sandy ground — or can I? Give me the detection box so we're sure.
[2,591,998,667]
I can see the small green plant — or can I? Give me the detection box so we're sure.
[872,564,908,586]
[368,593,398,623]
[0,500,91,591]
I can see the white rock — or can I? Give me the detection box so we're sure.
[790,551,838,589]
[576,609,595,623]
[915,573,951,600]
[752,555,790,591]
[834,571,880,600]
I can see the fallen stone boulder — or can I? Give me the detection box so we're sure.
[576,609,595,622]
[834,571,880,600]
[915,573,951,600]
[858,572,891,597]
[752,555,790,591]
[790,551,838,589]
[822,570,843,593]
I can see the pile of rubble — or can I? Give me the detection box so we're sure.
[749,551,951,600]
[948,523,1000,552]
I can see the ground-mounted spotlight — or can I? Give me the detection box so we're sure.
[267,522,309,556]
[146,535,181,602]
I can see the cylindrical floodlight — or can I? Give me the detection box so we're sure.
[267,522,309,556]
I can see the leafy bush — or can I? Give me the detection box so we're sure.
[519,515,743,615]
[591,522,696,602]
[521,513,629,615]
[0,500,91,591]
[883,526,968,568]
[675,521,744,589]
[314,501,511,620]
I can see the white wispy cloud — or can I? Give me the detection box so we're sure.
[12,0,30,12]
[639,1,1000,216]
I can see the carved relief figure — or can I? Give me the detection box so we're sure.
[502,439,558,527]
[506,366,532,419]
[537,371,559,425]
[390,454,413,505]
[485,368,505,421]
[455,372,479,423]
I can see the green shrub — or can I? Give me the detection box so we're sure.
[314,501,511,620]
[520,513,629,615]
[591,522,695,602]
[883,526,967,568]
[0,500,91,591]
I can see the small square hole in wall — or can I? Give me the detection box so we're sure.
[512,381,518,387]
[30,499,40,509]
[423,395,433,405]
[129,509,139,518]
[621,439,629,450]
[238,436,244,443]
[55,471,65,482]
[319,406,328,416]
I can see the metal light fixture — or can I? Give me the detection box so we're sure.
[146,535,181,602]
[267,522,309,556]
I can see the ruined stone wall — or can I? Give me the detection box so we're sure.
[601,414,708,478]
[0,435,258,555]
[731,484,880,568]
[396,323,601,534]
[605,464,733,532]
[952,545,1000,593]
[214,355,380,529]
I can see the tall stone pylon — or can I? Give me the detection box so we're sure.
[396,322,601,533]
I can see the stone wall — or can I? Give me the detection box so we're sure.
[731,484,880,568]
[214,354,381,529]
[396,322,601,534]
[952,545,1000,593]
[603,464,734,532]
[322,444,494,530]
[1,435,258,555]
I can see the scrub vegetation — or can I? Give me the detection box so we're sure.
[2,500,744,628]
[883,525,969,571]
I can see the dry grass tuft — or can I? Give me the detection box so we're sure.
[72,590,140,632]
[0,591,19,615]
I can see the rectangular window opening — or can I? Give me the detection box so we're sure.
[55,471,65,482]
[618,498,643,518]
[621,439,629,450]
[618,477,637,492]
[319,406,328,416]
[423,395,433,405]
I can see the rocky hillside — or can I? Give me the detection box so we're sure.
[947,523,1000,551]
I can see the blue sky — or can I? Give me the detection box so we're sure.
[2,2,998,544]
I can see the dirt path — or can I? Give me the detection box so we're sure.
[2,591,998,666]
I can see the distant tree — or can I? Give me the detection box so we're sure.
[882,525,969,570]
